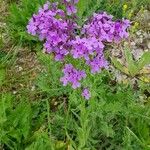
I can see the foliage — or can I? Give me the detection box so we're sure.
[122,0,150,19]
[36,52,72,98]
[1,70,150,149]
[7,0,47,46]
[1,0,150,150]
[77,0,123,23]
[111,45,150,82]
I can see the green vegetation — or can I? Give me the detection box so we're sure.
[0,0,150,149]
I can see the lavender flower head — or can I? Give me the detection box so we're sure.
[83,12,130,43]
[63,0,79,15]
[60,64,86,89]
[82,88,91,100]
[27,1,130,100]
[27,1,76,61]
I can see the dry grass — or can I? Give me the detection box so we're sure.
[0,1,42,100]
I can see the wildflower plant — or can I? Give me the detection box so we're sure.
[27,0,130,100]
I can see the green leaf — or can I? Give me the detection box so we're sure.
[0,51,7,62]
[126,126,145,148]
[138,51,150,71]
[101,122,114,138]
[124,48,138,76]
[111,57,129,75]
[55,141,67,150]
[77,0,89,18]
[25,132,53,150]
[0,68,5,86]
[0,94,12,125]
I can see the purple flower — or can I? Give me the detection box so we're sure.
[43,2,50,10]
[63,0,78,15]
[27,18,37,35]
[113,19,130,43]
[27,2,130,99]
[82,88,91,100]
[27,2,77,61]
[66,4,77,15]
[83,12,130,43]
[87,54,108,74]
[60,64,86,89]
[71,37,105,61]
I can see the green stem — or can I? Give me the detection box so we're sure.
[46,99,51,137]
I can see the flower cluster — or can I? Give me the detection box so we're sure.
[87,54,108,74]
[63,0,79,16]
[27,2,76,61]
[60,64,86,89]
[113,19,130,43]
[71,37,104,60]
[27,1,130,100]
[71,37,107,74]
[82,12,130,43]
[82,88,91,100]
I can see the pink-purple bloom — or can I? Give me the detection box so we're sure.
[27,1,130,100]
[82,12,130,43]
[71,37,104,60]
[87,54,108,74]
[27,2,76,61]
[60,64,86,89]
[71,36,107,73]
[63,0,79,15]
[82,88,91,100]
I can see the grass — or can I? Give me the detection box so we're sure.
[0,0,150,149]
